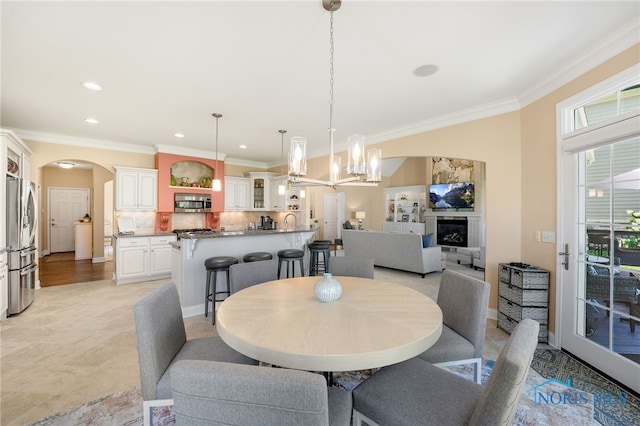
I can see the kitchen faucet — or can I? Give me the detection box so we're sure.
[283,213,297,230]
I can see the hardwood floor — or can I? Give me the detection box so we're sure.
[39,252,114,286]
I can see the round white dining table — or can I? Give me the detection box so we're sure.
[216,276,443,372]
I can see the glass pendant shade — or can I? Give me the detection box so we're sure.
[347,134,366,176]
[212,178,222,192]
[366,148,382,182]
[331,156,341,182]
[289,136,307,177]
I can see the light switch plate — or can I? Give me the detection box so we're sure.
[542,231,555,243]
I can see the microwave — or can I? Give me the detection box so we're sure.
[174,193,212,213]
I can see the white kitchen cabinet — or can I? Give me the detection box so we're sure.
[114,234,177,284]
[2,129,33,250]
[224,176,250,211]
[267,178,302,212]
[0,251,8,319]
[244,172,278,210]
[114,166,158,211]
[149,236,174,275]
[269,178,285,210]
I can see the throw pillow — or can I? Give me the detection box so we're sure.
[422,233,433,248]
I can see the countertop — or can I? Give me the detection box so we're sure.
[176,226,318,240]
[112,232,176,239]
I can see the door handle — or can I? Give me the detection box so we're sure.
[558,243,572,271]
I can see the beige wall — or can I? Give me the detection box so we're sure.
[26,139,155,260]
[40,167,93,252]
[370,113,523,313]
[520,44,640,332]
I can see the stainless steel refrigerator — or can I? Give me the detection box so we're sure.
[6,177,37,315]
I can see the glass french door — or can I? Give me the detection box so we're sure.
[559,66,640,393]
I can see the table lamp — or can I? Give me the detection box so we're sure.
[355,211,366,230]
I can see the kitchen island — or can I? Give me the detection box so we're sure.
[171,227,316,316]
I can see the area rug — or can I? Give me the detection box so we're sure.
[30,358,595,426]
[532,348,640,426]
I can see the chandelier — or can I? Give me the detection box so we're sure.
[288,0,381,188]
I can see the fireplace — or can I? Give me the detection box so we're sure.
[437,218,468,247]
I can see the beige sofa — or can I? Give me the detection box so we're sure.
[342,229,445,278]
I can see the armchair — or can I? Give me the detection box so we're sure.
[133,283,258,424]
[352,319,540,426]
[586,272,639,332]
[416,270,490,383]
[171,360,352,426]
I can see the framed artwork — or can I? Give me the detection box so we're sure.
[432,157,474,184]
[402,214,409,222]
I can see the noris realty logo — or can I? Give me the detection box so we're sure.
[528,377,628,407]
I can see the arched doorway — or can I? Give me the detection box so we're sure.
[39,160,114,286]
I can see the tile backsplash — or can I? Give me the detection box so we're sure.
[116,211,307,234]
[115,211,155,234]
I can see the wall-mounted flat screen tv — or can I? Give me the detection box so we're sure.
[429,182,475,210]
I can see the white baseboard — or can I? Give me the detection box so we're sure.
[487,308,497,321]
[182,303,205,318]
[40,249,50,257]
[92,257,106,263]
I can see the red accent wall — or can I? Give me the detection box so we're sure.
[155,153,225,213]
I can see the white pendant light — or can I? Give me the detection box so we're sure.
[212,113,222,192]
[287,0,380,188]
[278,130,287,195]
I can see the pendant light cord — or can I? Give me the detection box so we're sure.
[279,129,287,176]
[328,2,336,181]
[212,113,222,181]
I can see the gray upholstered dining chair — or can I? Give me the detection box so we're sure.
[229,258,278,293]
[133,282,258,425]
[416,269,490,383]
[351,319,540,426]
[327,256,374,279]
[171,360,353,426]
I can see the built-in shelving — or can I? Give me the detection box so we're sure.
[384,185,427,225]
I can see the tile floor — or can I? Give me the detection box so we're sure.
[0,260,515,425]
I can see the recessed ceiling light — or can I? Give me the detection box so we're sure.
[82,81,103,91]
[413,64,439,77]
[174,133,185,138]
[239,145,247,149]
[84,118,99,124]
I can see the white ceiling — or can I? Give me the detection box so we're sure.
[2,1,639,167]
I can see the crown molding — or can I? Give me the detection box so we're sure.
[223,157,271,169]
[363,97,522,146]
[9,128,155,155]
[153,144,226,161]
[518,17,640,108]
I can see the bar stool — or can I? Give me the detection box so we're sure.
[333,238,343,255]
[243,252,273,262]
[277,249,305,279]
[308,240,331,276]
[204,256,239,325]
